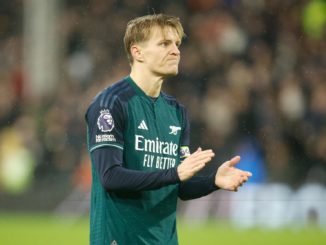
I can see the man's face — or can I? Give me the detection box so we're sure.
[138,26,181,77]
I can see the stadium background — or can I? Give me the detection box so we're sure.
[0,0,325,244]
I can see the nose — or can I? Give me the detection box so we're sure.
[171,43,180,56]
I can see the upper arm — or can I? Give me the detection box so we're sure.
[86,97,125,153]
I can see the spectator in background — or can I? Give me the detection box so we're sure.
[0,116,37,194]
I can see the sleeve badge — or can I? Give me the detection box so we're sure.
[97,109,115,132]
[180,146,190,158]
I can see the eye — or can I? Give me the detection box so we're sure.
[159,41,170,47]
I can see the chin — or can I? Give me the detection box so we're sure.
[156,68,179,77]
[166,68,179,76]
[164,72,178,78]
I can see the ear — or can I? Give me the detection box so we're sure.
[130,44,144,62]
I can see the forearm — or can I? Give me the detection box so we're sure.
[178,174,219,200]
[92,147,180,192]
[102,165,180,192]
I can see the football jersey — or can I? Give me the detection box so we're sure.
[85,76,190,245]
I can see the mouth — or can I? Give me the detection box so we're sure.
[167,59,180,63]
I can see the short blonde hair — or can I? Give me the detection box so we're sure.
[123,14,185,64]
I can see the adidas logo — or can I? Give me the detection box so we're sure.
[138,120,148,130]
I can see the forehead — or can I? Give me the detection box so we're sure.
[147,26,181,42]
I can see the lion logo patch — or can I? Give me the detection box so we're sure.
[97,109,114,132]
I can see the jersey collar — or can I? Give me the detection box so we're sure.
[126,76,162,103]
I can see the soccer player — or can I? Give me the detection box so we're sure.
[85,14,252,245]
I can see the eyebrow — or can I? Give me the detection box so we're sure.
[158,38,181,45]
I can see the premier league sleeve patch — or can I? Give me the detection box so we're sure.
[180,146,190,159]
[97,109,115,132]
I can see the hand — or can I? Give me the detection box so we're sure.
[215,156,252,191]
[177,147,215,181]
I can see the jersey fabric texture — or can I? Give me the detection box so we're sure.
[85,76,190,245]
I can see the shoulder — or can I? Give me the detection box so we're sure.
[85,78,135,121]
[161,91,187,112]
[93,78,135,108]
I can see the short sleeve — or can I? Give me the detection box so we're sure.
[86,97,125,153]
[179,106,191,160]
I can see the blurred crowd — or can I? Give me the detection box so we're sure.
[0,0,325,198]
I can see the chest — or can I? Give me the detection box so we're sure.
[126,97,182,142]
[123,97,183,170]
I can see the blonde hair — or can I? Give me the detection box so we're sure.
[123,14,185,64]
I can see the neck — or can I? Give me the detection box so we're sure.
[130,67,164,98]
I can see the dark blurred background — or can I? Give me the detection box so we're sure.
[0,0,325,228]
